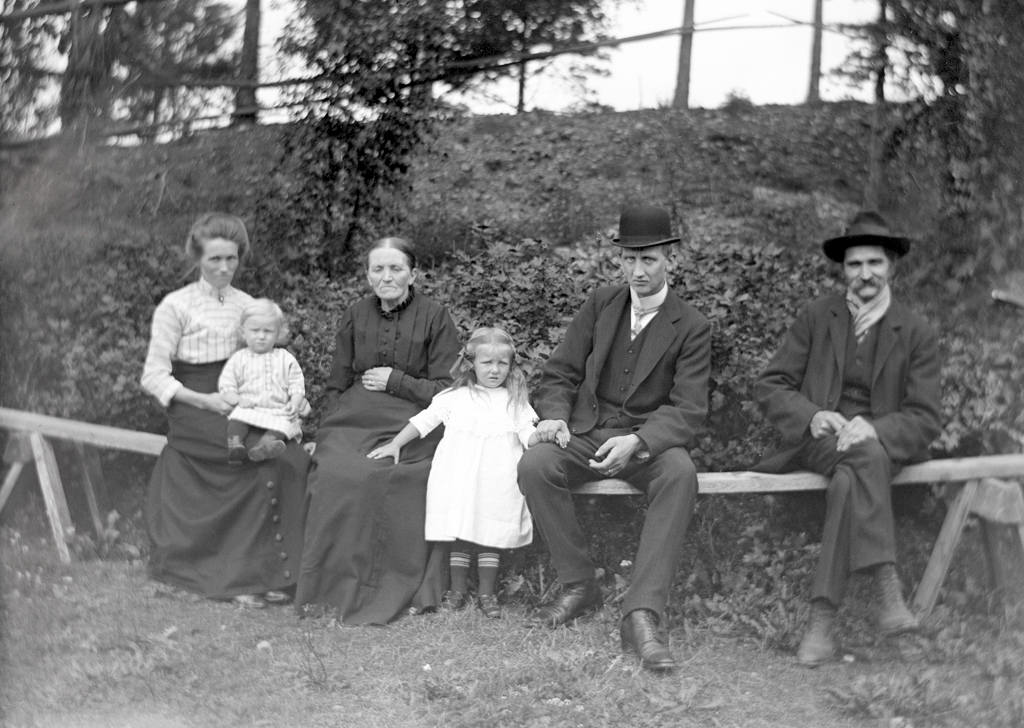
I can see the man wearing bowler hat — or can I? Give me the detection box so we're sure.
[519,204,710,672]
[755,209,942,667]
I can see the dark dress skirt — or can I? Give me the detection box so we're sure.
[295,293,460,625]
[145,360,310,598]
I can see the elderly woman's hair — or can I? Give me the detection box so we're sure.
[366,236,417,270]
[449,326,530,414]
[185,212,251,260]
[240,298,290,346]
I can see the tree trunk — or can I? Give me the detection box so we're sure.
[873,0,887,104]
[864,0,888,209]
[806,0,823,105]
[233,0,260,125]
[672,0,695,109]
[516,60,527,113]
[60,0,108,134]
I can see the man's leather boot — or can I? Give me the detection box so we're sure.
[797,598,837,667]
[875,563,919,635]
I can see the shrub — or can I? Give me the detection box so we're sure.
[720,90,756,114]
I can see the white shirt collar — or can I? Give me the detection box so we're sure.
[630,283,668,313]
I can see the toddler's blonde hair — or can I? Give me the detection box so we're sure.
[240,298,290,346]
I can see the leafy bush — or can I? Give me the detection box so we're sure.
[720,90,756,114]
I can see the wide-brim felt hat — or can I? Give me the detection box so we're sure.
[612,205,680,248]
[822,210,911,262]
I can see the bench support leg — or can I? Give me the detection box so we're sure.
[74,442,106,540]
[29,433,73,564]
[911,479,979,617]
[0,461,25,514]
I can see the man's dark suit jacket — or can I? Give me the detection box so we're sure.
[533,285,711,458]
[756,294,943,472]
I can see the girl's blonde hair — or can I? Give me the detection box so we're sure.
[450,327,530,413]
[240,298,290,346]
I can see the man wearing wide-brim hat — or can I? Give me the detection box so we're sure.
[520,204,711,672]
[755,209,942,666]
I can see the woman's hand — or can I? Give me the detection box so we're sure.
[361,367,393,392]
[367,441,402,463]
[175,388,234,415]
[203,392,234,415]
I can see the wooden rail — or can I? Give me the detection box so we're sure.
[0,407,166,456]
[576,454,1024,495]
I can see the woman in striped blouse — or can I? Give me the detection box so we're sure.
[141,212,309,609]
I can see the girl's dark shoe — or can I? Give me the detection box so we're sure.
[441,590,468,610]
[478,594,501,619]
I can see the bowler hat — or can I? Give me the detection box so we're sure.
[822,210,911,262]
[612,205,680,248]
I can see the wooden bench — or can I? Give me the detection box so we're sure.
[577,455,1024,616]
[2,406,1022,616]
[0,407,165,563]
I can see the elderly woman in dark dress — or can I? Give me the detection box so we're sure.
[141,212,309,608]
[296,237,460,624]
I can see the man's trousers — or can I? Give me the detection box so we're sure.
[518,428,698,617]
[794,436,899,605]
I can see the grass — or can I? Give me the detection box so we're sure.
[3,495,1024,727]
[3,523,883,728]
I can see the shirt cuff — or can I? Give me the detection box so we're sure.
[156,380,183,409]
[632,433,651,462]
[385,368,405,396]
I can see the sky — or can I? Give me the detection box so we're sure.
[257,0,878,116]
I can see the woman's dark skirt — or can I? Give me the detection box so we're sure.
[145,360,309,598]
[296,384,446,625]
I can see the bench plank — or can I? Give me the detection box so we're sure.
[575,454,1024,496]
[0,407,165,456]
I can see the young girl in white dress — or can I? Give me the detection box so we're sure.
[218,299,309,464]
[368,327,543,618]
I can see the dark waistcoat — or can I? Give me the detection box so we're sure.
[838,321,879,419]
[595,305,651,428]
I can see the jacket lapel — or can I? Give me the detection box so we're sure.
[872,300,903,387]
[827,298,848,383]
[628,291,682,395]
[588,288,629,381]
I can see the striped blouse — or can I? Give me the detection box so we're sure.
[141,278,254,407]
